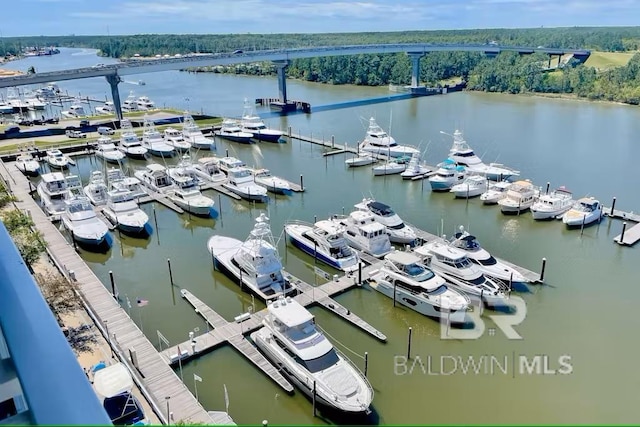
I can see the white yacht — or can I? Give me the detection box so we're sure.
[118,119,148,160]
[141,116,175,158]
[37,172,69,217]
[95,101,115,115]
[0,101,14,114]
[414,240,507,306]
[134,163,176,194]
[480,181,512,205]
[102,187,149,234]
[562,197,603,228]
[222,167,269,203]
[61,103,88,118]
[368,251,470,322]
[45,149,74,169]
[330,210,392,258]
[353,198,416,245]
[193,157,227,183]
[218,156,247,174]
[94,136,126,163]
[443,129,520,181]
[181,111,215,150]
[167,154,204,187]
[450,174,489,198]
[358,117,419,158]
[284,219,359,272]
[136,96,155,110]
[207,213,297,301]
[252,169,292,195]
[448,226,528,284]
[251,297,373,414]
[122,91,140,112]
[23,91,47,110]
[167,187,216,217]
[5,87,29,110]
[400,152,431,179]
[345,153,377,167]
[15,151,40,176]
[372,159,406,176]
[215,118,254,144]
[163,127,191,152]
[239,99,284,142]
[428,159,466,191]
[83,171,109,206]
[105,167,146,199]
[531,187,574,220]
[498,180,539,214]
[61,195,110,247]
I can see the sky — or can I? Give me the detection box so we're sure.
[3,0,640,37]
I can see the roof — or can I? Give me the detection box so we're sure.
[268,297,314,328]
[145,163,166,172]
[93,363,134,398]
[41,172,65,182]
[314,219,341,235]
[577,197,598,205]
[385,250,420,266]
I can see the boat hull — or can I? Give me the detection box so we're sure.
[499,202,534,215]
[563,211,602,228]
[217,133,254,144]
[17,162,40,176]
[285,228,357,272]
[531,207,571,220]
[250,131,284,143]
[222,183,268,202]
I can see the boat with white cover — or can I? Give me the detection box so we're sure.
[251,296,373,414]
[134,164,176,194]
[102,188,149,234]
[207,213,297,301]
[141,116,175,158]
[166,187,216,217]
[530,186,574,220]
[358,117,419,158]
[450,174,489,198]
[284,219,359,272]
[193,157,226,183]
[15,151,40,176]
[93,363,150,426]
[222,167,268,202]
[480,181,512,205]
[367,250,470,321]
[61,103,88,118]
[562,197,603,228]
[215,118,254,144]
[181,111,215,150]
[345,153,377,167]
[353,198,416,245]
[94,136,126,163]
[61,195,110,247]
[330,210,392,258]
[372,159,406,176]
[428,159,466,191]
[240,99,284,142]
[498,180,539,214]
[37,172,69,217]
[95,101,115,115]
[83,170,109,206]
[217,156,246,174]
[163,127,191,152]
[45,149,74,169]
[252,168,292,195]
[118,119,148,159]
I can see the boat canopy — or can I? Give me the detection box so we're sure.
[268,297,314,328]
[93,363,134,398]
[367,201,394,217]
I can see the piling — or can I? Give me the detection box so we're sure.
[218,194,222,220]
[509,272,513,293]
[226,149,229,157]
[167,258,174,286]
[364,352,369,377]
[312,381,317,417]
[610,197,617,217]
[287,126,291,139]
[580,214,586,235]
[331,135,335,148]
[314,215,317,223]
[300,174,304,191]
[263,421,268,427]
[407,327,413,359]
[393,280,397,307]
[109,270,116,299]
[620,222,627,243]
[545,182,550,194]
[539,257,547,283]
[152,204,158,230]
[479,289,484,315]
[358,263,362,284]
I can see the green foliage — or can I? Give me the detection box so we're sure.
[1,209,46,265]
[1,209,34,232]
[0,183,16,208]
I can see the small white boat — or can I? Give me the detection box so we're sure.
[136,95,155,110]
[400,152,431,179]
[193,157,227,183]
[251,297,373,414]
[141,116,175,158]
[181,111,215,150]
[330,210,392,258]
[45,149,74,170]
[95,101,115,115]
[450,174,489,198]
[480,181,512,205]
[345,153,377,167]
[284,219,360,272]
[222,167,268,203]
[252,168,292,195]
[353,198,416,245]
[372,159,406,176]
[166,187,216,217]
[358,117,419,158]
[15,151,40,176]
[93,363,150,426]
[428,159,466,191]
[368,250,470,322]
[217,156,246,174]
[94,137,126,163]
[215,118,254,144]
[531,186,574,220]
[61,103,88,118]
[105,167,146,199]
[122,91,140,112]
[37,172,69,217]
[207,213,297,301]
[118,119,148,160]
[562,197,603,228]
[102,188,149,234]
[498,180,539,214]
[134,163,176,194]
[240,99,284,142]
[61,195,110,247]
[83,171,109,206]
[163,127,191,152]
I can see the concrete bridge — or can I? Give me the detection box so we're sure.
[0,43,590,118]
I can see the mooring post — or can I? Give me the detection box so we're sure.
[288,126,291,140]
[619,222,627,244]
[262,421,268,427]
[300,174,304,191]
[539,257,547,283]
[580,214,586,235]
[407,327,413,359]
[364,351,369,377]
[167,258,174,286]
[393,280,397,307]
[358,262,362,284]
[109,270,116,299]
[610,196,617,217]
[312,381,317,417]
[218,194,222,220]
[152,203,158,229]
[545,182,550,194]
[479,289,484,316]
[331,135,335,148]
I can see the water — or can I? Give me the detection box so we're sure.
[10,49,640,424]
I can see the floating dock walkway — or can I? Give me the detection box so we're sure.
[605,206,640,246]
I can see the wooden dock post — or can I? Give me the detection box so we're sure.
[619,222,627,244]
[364,351,369,377]
[109,270,116,299]
[226,149,229,157]
[300,174,304,191]
[545,182,550,194]
[610,197,617,217]
[393,280,397,307]
[331,135,335,148]
[358,262,362,284]
[479,289,484,316]
[218,194,222,220]
[407,327,413,359]
[539,257,547,283]
[168,258,174,286]
[312,381,317,417]
[580,214,586,235]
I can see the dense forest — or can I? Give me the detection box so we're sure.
[2,27,640,104]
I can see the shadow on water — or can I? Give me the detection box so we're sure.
[314,404,381,426]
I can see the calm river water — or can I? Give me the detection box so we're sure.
[5,48,640,424]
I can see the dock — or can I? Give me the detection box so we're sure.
[603,204,640,246]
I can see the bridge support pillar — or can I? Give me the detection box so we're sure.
[273,60,289,104]
[105,74,123,121]
[408,53,424,88]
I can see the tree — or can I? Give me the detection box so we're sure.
[1,209,47,266]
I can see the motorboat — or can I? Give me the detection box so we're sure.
[330,210,392,258]
[83,171,109,206]
[562,197,603,228]
[193,157,227,183]
[251,296,373,414]
[239,99,284,142]
[93,363,149,426]
[498,180,539,214]
[14,151,40,176]
[358,117,419,158]
[400,152,431,179]
[37,172,69,217]
[0,101,14,114]
[428,159,466,191]
[215,118,254,144]
[23,91,47,110]
[94,136,126,163]
[141,116,175,158]
[353,198,416,245]
[448,226,528,284]
[45,149,74,169]
[163,127,191,152]
[61,195,110,247]
[531,186,574,220]
[61,103,88,118]
[136,96,155,110]
[118,119,148,160]
[122,91,140,112]
[252,168,292,195]
[450,174,489,198]
[414,240,508,306]
[5,87,29,111]
[372,159,406,176]
[64,174,83,196]
[105,167,147,199]
[443,129,520,181]
[207,213,297,301]
[345,153,377,167]
[480,181,512,205]
[134,163,176,194]
[217,156,246,174]
[102,188,149,234]
[95,101,115,115]
[167,154,205,187]
[181,111,215,150]
[284,219,359,272]
[367,250,470,322]
[166,187,216,217]
[222,167,268,203]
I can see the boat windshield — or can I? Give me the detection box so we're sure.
[301,348,340,373]
[426,285,447,295]
[477,256,497,266]
[368,201,395,217]
[403,262,430,278]
[387,222,406,230]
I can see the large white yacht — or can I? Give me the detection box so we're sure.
[251,297,373,414]
[450,174,489,198]
[166,162,216,217]
[215,118,254,144]
[428,159,466,191]
[530,187,574,220]
[37,172,69,217]
[193,157,227,183]
[239,99,284,142]
[358,117,419,158]
[45,149,74,170]
[94,136,126,163]
[368,251,470,322]
[141,116,175,158]
[122,91,140,112]
[222,167,269,203]
[181,111,215,150]
[61,102,88,118]
[163,127,191,152]
[83,170,109,206]
[284,219,360,272]
[136,95,155,110]
[252,169,292,195]
[101,187,149,235]
[217,156,246,174]
[117,119,148,160]
[353,198,416,245]
[498,180,539,214]
[207,213,297,301]
[134,163,176,194]
[330,210,392,258]
[106,167,146,199]
[61,195,110,247]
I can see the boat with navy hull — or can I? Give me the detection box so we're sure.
[240,99,284,142]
